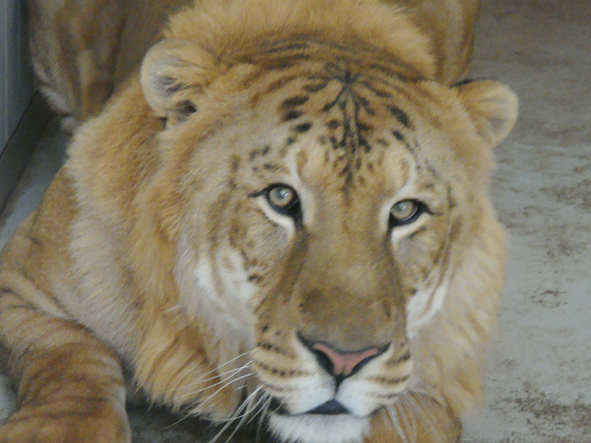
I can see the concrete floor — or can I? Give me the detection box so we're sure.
[1,0,590,441]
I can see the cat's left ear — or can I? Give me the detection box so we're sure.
[456,80,519,147]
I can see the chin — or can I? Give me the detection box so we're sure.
[268,413,371,443]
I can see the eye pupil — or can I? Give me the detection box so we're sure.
[263,184,301,220]
[269,186,296,208]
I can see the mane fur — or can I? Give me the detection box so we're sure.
[413,200,505,413]
[165,0,436,78]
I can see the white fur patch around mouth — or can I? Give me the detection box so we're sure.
[268,413,370,443]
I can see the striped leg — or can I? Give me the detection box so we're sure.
[0,290,130,443]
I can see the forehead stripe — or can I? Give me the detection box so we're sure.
[387,105,412,128]
[282,96,309,108]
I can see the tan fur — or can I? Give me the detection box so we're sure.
[2,0,517,442]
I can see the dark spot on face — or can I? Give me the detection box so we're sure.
[321,102,333,113]
[283,110,304,121]
[261,325,269,333]
[355,157,362,170]
[358,122,373,132]
[326,119,340,129]
[249,274,263,283]
[376,138,389,147]
[282,95,309,108]
[338,164,351,177]
[293,122,312,133]
[318,135,328,145]
[356,95,370,108]
[392,130,405,142]
[230,156,241,173]
[249,150,258,162]
[263,163,275,170]
[329,135,339,149]
[262,145,271,156]
[387,105,412,128]
[286,136,297,145]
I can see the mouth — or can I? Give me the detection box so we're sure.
[270,398,351,416]
[266,400,372,443]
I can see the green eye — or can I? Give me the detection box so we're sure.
[390,200,423,226]
[268,186,296,208]
[265,184,301,218]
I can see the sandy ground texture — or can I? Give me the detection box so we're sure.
[1,0,590,441]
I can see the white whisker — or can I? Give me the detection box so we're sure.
[247,392,271,425]
[209,386,266,443]
[172,351,255,394]
[387,403,410,443]
[408,392,439,437]
[173,368,253,403]
[255,394,273,443]
[196,372,255,410]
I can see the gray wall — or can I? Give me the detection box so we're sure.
[0,0,35,152]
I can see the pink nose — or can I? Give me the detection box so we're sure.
[312,342,379,377]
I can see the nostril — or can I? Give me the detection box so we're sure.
[311,346,336,375]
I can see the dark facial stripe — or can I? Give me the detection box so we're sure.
[283,109,304,121]
[387,105,412,128]
[282,96,309,108]
[304,82,329,92]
